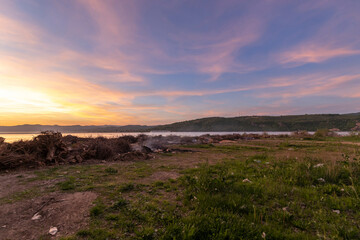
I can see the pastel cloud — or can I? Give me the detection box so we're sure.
[279,47,360,64]
[0,0,360,126]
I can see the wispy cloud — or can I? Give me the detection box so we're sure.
[278,47,360,65]
[276,1,360,66]
[1,0,360,125]
[260,73,360,99]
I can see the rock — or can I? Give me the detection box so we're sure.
[317,178,325,183]
[49,227,58,235]
[242,178,252,183]
[31,213,41,220]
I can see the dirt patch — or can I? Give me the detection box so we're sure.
[147,171,180,182]
[0,173,37,199]
[0,191,97,240]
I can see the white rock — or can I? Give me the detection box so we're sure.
[31,213,41,220]
[49,227,58,235]
[318,178,326,183]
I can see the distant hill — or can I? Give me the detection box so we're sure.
[1,113,360,133]
[152,113,360,132]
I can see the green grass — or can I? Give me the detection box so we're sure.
[164,156,360,239]
[72,146,360,239]
[59,176,76,190]
[3,139,360,239]
[0,187,43,204]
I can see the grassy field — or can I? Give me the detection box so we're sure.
[1,137,360,239]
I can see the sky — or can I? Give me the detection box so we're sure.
[1,0,360,126]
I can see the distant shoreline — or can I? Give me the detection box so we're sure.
[1,112,360,133]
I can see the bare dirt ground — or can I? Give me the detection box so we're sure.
[0,173,36,199]
[0,192,97,240]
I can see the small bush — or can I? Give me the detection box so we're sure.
[314,129,329,139]
[90,204,105,217]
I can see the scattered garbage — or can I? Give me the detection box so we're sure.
[332,210,340,214]
[31,213,41,220]
[242,178,252,183]
[49,227,58,235]
[314,163,324,168]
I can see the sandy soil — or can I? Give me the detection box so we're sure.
[0,192,97,240]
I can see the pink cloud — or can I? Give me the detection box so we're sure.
[0,15,41,47]
[259,73,360,99]
[276,1,360,66]
[279,46,360,65]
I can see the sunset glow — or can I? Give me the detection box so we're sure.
[1,0,360,125]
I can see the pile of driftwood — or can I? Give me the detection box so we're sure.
[0,131,149,171]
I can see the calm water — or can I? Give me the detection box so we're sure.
[0,131,351,143]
